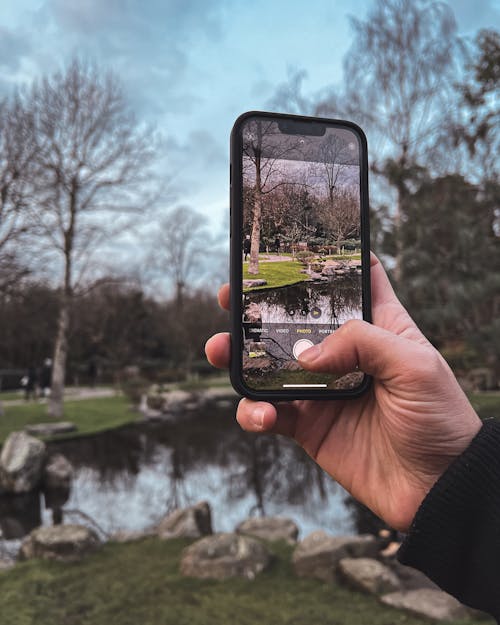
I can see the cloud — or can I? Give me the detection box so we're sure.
[164,128,226,195]
[451,0,500,34]
[0,0,229,119]
[0,26,31,72]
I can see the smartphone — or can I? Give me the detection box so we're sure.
[230,111,371,400]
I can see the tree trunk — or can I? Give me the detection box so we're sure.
[48,296,69,418]
[49,178,76,418]
[248,189,262,275]
[248,126,262,276]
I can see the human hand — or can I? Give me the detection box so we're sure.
[205,255,482,531]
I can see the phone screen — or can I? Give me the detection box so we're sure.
[235,114,368,393]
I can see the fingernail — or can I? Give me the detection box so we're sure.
[298,343,322,364]
[250,405,265,429]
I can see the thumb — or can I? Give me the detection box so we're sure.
[298,319,426,382]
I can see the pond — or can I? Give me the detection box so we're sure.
[0,399,380,555]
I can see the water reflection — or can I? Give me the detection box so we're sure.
[1,402,355,547]
[247,273,362,326]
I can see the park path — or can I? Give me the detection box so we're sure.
[0,386,116,407]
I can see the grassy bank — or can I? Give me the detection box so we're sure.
[0,395,135,444]
[468,392,500,419]
[0,537,484,625]
[243,260,307,290]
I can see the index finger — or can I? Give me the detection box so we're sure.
[218,283,230,311]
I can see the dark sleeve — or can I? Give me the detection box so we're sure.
[398,419,500,622]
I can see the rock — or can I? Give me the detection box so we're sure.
[156,501,212,539]
[381,589,472,621]
[236,517,299,544]
[387,560,439,590]
[19,524,100,562]
[292,531,379,583]
[0,432,46,493]
[338,557,401,594]
[43,453,73,491]
[163,390,196,413]
[332,371,365,390]
[109,529,154,543]
[243,279,267,288]
[180,532,271,580]
[242,353,274,373]
[25,422,77,437]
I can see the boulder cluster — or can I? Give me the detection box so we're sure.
[0,430,73,495]
[2,493,481,621]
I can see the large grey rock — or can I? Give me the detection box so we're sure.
[19,524,100,562]
[292,531,379,583]
[339,557,401,595]
[43,453,73,491]
[381,589,472,621]
[243,279,267,289]
[388,560,439,590]
[164,390,197,413]
[109,529,154,543]
[180,532,271,580]
[25,422,77,437]
[0,431,46,493]
[156,501,212,539]
[236,517,299,544]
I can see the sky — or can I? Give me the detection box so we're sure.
[0,0,498,235]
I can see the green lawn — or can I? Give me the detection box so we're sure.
[243,260,308,290]
[468,392,500,419]
[0,537,484,625]
[0,391,25,401]
[326,254,361,261]
[0,395,135,444]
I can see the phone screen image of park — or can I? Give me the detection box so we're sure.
[240,116,364,391]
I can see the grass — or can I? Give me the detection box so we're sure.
[0,391,24,401]
[467,392,500,419]
[326,254,361,261]
[0,537,485,625]
[0,395,135,444]
[243,260,308,290]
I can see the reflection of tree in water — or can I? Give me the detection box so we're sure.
[249,272,362,322]
[49,406,336,524]
[227,434,329,517]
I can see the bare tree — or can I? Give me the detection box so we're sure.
[150,204,212,309]
[0,96,37,290]
[320,188,360,252]
[27,59,158,418]
[315,0,464,279]
[242,119,304,274]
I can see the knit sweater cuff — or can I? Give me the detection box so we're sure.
[398,419,500,620]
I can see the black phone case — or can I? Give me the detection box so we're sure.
[230,111,372,400]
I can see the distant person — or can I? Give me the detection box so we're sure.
[24,366,38,401]
[243,235,251,261]
[40,358,52,397]
[274,237,280,254]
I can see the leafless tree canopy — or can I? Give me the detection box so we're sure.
[338,0,463,167]
[0,97,37,288]
[151,204,211,307]
[28,59,158,288]
[19,58,160,417]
